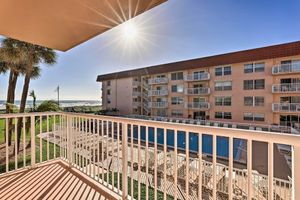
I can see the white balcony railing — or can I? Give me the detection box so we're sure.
[185,87,210,95]
[133,81,141,87]
[272,83,300,93]
[184,72,210,81]
[148,89,168,96]
[1,112,300,200]
[185,102,210,110]
[272,63,300,74]
[132,91,141,96]
[272,103,300,112]
[149,101,168,108]
[148,77,168,85]
[132,101,141,107]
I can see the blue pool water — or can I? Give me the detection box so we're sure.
[129,126,245,161]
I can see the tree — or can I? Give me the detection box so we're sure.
[17,43,56,151]
[0,38,27,145]
[29,90,37,112]
[36,100,61,112]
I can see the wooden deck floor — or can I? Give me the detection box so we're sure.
[0,160,119,200]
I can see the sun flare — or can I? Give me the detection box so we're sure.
[122,21,139,40]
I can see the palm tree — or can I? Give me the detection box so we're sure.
[29,90,37,112]
[0,38,27,145]
[17,44,56,151]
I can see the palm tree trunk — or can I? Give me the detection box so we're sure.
[6,70,19,146]
[17,71,31,152]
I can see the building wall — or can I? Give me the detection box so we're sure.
[101,55,300,126]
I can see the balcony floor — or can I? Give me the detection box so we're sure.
[0,160,118,200]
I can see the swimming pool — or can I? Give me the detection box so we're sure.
[130,126,245,162]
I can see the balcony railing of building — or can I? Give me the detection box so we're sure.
[148,101,168,108]
[133,81,141,87]
[272,103,300,113]
[148,89,168,96]
[132,91,141,96]
[185,87,210,95]
[184,72,210,81]
[132,102,141,108]
[272,83,300,93]
[185,102,210,110]
[272,63,300,75]
[148,77,168,85]
[0,112,300,200]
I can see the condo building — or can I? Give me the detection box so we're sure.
[97,41,300,129]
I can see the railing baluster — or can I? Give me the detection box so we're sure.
[93,118,96,178]
[247,139,252,199]
[23,116,26,167]
[130,125,134,198]
[163,128,167,200]
[268,142,274,200]
[112,121,115,189]
[47,115,49,161]
[138,125,141,200]
[154,127,158,200]
[228,137,233,200]
[30,115,36,167]
[174,129,178,200]
[145,126,149,200]
[14,117,17,170]
[40,115,42,163]
[59,115,62,158]
[101,120,104,182]
[117,122,120,193]
[198,133,202,200]
[106,120,109,186]
[186,131,190,199]
[213,135,217,200]
[121,123,128,200]
[97,119,100,181]
[6,118,9,172]
[53,115,56,159]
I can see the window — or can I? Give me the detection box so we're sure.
[244,97,253,106]
[244,80,253,90]
[215,81,232,91]
[224,66,232,75]
[215,66,231,76]
[244,64,253,73]
[215,112,232,119]
[171,97,183,105]
[244,79,265,90]
[107,98,111,104]
[215,96,231,106]
[243,113,253,121]
[254,63,265,72]
[244,113,265,122]
[171,72,183,80]
[171,85,184,93]
[255,97,264,106]
[254,79,265,89]
[244,96,264,106]
[171,109,183,117]
[107,89,111,95]
[215,67,223,76]
[107,80,111,86]
[244,62,265,73]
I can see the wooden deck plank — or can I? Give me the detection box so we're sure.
[0,161,118,200]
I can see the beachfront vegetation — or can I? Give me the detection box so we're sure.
[0,37,57,151]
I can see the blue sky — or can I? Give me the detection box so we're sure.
[1,0,300,100]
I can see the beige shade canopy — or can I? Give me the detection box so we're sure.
[0,0,167,51]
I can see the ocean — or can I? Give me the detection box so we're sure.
[0,100,101,110]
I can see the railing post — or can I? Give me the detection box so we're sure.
[67,114,72,165]
[122,123,128,200]
[30,115,36,167]
[292,146,300,200]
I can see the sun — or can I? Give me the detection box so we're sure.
[122,21,139,40]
